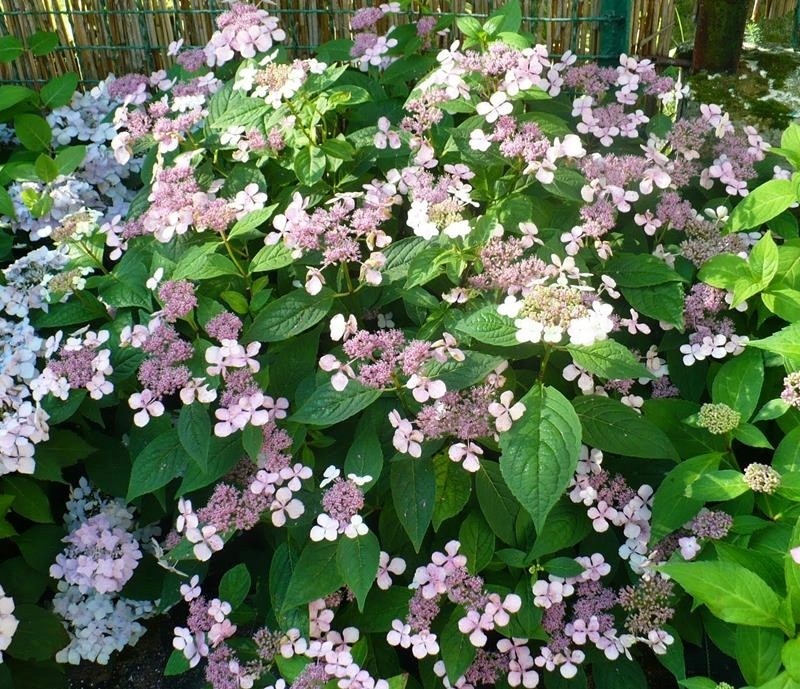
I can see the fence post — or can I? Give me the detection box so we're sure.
[599,0,632,64]
[794,0,800,50]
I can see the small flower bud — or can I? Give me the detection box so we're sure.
[697,403,740,434]
[743,463,781,494]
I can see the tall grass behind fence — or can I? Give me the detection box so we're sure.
[0,0,679,87]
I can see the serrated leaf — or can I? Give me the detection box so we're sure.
[499,384,582,532]
[475,462,519,545]
[456,305,519,347]
[291,379,381,426]
[390,457,435,552]
[220,563,251,609]
[650,454,722,541]
[566,339,652,380]
[228,206,276,240]
[127,431,190,501]
[660,560,791,633]
[246,288,332,342]
[6,604,69,661]
[294,146,326,186]
[432,453,471,529]
[730,179,797,232]
[14,113,52,152]
[749,323,800,360]
[282,540,344,611]
[40,73,78,109]
[440,609,476,683]
[620,282,684,328]
[337,532,380,611]
[249,243,294,273]
[571,395,678,460]
[711,348,763,420]
[605,253,685,287]
[458,512,494,574]
[177,403,211,471]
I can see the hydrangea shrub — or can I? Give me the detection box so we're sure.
[1,2,800,689]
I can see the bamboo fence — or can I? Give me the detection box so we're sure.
[0,0,766,86]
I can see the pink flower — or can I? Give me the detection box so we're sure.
[405,374,446,403]
[180,574,202,602]
[388,410,423,457]
[386,620,412,648]
[488,390,526,432]
[186,525,224,561]
[128,389,164,427]
[448,441,483,472]
[410,630,439,658]
[376,551,406,589]
[271,487,305,527]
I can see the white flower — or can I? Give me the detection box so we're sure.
[344,515,369,538]
[320,465,341,488]
[488,390,526,432]
[310,514,339,542]
[476,92,512,124]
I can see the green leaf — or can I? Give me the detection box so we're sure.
[566,340,652,380]
[40,73,78,109]
[753,398,791,423]
[425,351,505,392]
[127,431,190,501]
[660,560,791,632]
[164,649,191,676]
[763,288,800,321]
[749,231,780,287]
[783,635,800,683]
[685,469,748,501]
[14,113,52,152]
[343,422,383,491]
[542,557,584,578]
[592,657,647,689]
[6,604,69,661]
[732,422,772,449]
[571,395,678,460]
[249,243,294,273]
[27,31,59,56]
[620,282,684,328]
[730,179,797,232]
[499,384,582,532]
[604,253,685,288]
[337,531,380,611]
[440,609,476,683]
[475,462,519,545]
[172,245,239,281]
[528,500,591,560]
[294,146,326,186]
[321,137,355,161]
[390,457,435,552]
[1,476,52,523]
[0,187,16,220]
[291,379,381,427]
[698,253,748,290]
[179,435,246,494]
[381,237,429,283]
[177,403,211,472]
[487,0,522,32]
[0,36,23,63]
[749,323,800,360]
[246,288,333,342]
[53,145,86,176]
[457,16,482,38]
[736,626,783,686]
[0,84,35,111]
[228,206,276,240]
[458,512,494,574]
[650,454,721,541]
[220,563,251,609]
[456,305,518,347]
[775,427,800,474]
[432,453,471,529]
[34,154,58,183]
[282,540,344,611]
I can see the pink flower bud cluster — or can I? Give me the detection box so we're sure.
[32,328,114,403]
